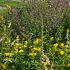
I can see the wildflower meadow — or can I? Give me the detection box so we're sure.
[0,0,70,70]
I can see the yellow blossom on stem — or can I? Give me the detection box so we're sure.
[31,47,41,53]
[31,47,38,53]
[19,50,24,53]
[0,63,6,69]
[4,57,12,61]
[65,45,69,48]
[37,47,41,52]
[4,52,13,57]
[33,38,41,45]
[14,49,19,53]
[23,45,27,48]
[42,61,48,66]
[60,51,65,55]
[29,52,36,58]
[60,43,64,48]
[15,43,20,47]
[53,43,58,48]
[16,46,22,50]
[16,35,20,42]
[50,37,54,41]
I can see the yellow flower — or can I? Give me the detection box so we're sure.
[50,37,54,41]
[4,52,13,57]
[19,50,24,53]
[25,41,28,45]
[65,45,69,48]
[14,43,22,50]
[16,35,20,42]
[29,53,36,58]
[31,47,38,53]
[4,57,12,61]
[66,41,70,45]
[43,61,48,66]
[14,46,19,49]
[37,47,41,52]
[53,43,58,47]
[23,45,27,48]
[15,43,20,47]
[60,51,65,55]
[14,49,19,53]
[0,63,6,69]
[60,43,64,48]
[33,38,41,45]
[33,48,38,51]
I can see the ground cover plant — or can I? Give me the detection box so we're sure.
[0,0,70,70]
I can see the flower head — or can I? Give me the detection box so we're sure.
[50,37,54,41]
[19,50,24,53]
[60,51,65,55]
[31,47,38,53]
[23,45,27,48]
[53,43,58,48]
[29,52,36,58]
[65,45,69,48]
[4,52,13,57]
[4,57,12,62]
[0,63,6,69]
[33,38,41,45]
[60,43,64,48]
[37,47,41,52]
[16,35,20,42]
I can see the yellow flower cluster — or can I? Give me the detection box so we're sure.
[29,47,41,58]
[0,63,6,69]
[53,43,65,48]
[53,43,58,48]
[29,53,36,58]
[4,52,13,62]
[14,36,28,53]
[14,36,23,53]
[14,43,24,53]
[31,47,41,53]
[23,41,28,48]
[16,35,20,42]
[33,38,41,45]
[29,38,42,58]
[53,43,66,55]
[4,52,13,57]
[42,61,48,66]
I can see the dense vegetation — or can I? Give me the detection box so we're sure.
[0,0,70,70]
